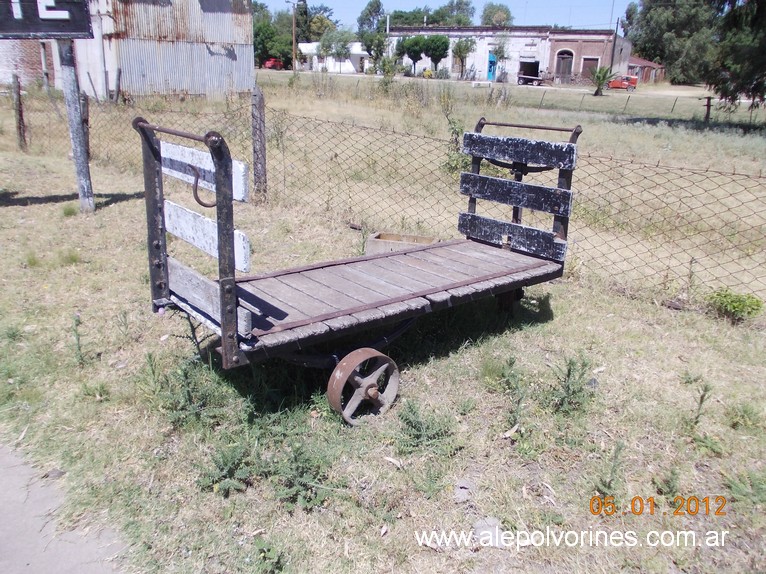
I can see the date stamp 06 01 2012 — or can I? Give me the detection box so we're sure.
[590,496,727,517]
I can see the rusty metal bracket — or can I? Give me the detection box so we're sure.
[189,165,216,208]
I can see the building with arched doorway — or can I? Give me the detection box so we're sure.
[389,26,631,84]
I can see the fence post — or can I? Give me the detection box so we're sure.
[58,39,95,213]
[11,74,28,152]
[251,84,267,195]
[79,91,90,161]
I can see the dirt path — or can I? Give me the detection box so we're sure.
[0,444,126,574]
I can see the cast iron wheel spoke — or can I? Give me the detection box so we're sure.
[327,348,400,426]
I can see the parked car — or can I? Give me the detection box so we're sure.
[263,58,284,70]
[605,75,638,92]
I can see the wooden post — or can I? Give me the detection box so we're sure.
[704,96,712,123]
[11,74,27,152]
[251,84,267,195]
[79,92,90,161]
[58,40,95,213]
[113,68,122,102]
[40,42,50,91]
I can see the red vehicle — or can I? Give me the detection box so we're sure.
[263,58,284,70]
[605,75,638,92]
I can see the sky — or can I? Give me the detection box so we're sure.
[266,1,633,32]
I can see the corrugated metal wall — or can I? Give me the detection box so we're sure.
[111,0,251,45]
[72,0,253,97]
[119,38,253,95]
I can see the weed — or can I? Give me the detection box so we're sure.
[595,442,625,498]
[706,288,763,322]
[264,443,336,512]
[58,248,81,266]
[681,371,704,386]
[726,402,762,430]
[251,536,288,574]
[548,354,594,416]
[3,326,22,343]
[396,400,460,456]
[24,251,41,268]
[724,470,766,505]
[692,434,725,456]
[690,380,713,430]
[198,443,254,497]
[457,397,476,416]
[81,381,110,402]
[116,310,130,345]
[652,467,680,503]
[62,204,78,217]
[158,359,239,430]
[72,313,86,367]
[481,356,526,428]
[412,465,446,500]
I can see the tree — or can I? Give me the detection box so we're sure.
[295,1,310,43]
[323,29,356,73]
[626,0,717,84]
[590,66,616,96]
[423,35,450,70]
[310,14,336,41]
[452,37,475,78]
[431,0,475,25]
[620,2,638,36]
[390,8,431,27]
[253,20,276,67]
[706,0,766,109]
[480,2,513,26]
[309,4,340,27]
[358,0,387,70]
[251,2,271,24]
[404,36,426,74]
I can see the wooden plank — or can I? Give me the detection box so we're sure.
[253,277,340,317]
[166,257,252,336]
[462,132,576,169]
[458,212,567,262]
[303,267,385,304]
[333,264,422,297]
[403,249,500,278]
[443,241,536,267]
[355,258,448,290]
[279,273,363,310]
[424,244,510,274]
[460,172,572,216]
[237,282,310,321]
[164,200,251,272]
[160,141,249,202]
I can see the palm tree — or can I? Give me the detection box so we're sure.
[590,66,617,96]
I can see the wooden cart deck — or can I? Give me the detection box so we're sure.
[223,239,559,357]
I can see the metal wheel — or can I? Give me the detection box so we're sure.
[604,83,611,90]
[627,86,635,92]
[532,80,540,86]
[517,78,525,85]
[328,348,399,426]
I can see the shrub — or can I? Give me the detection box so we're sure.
[706,288,763,322]
[435,68,451,80]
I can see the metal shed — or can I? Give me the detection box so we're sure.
[69,0,253,98]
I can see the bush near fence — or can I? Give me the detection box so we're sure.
[2,91,764,301]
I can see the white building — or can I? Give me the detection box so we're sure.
[389,26,631,83]
[297,41,372,74]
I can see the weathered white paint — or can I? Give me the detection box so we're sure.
[160,141,249,203]
[164,200,251,273]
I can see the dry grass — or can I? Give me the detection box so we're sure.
[0,141,764,574]
[1,77,765,573]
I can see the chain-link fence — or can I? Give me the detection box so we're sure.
[2,91,764,301]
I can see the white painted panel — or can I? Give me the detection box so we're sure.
[164,200,251,273]
[160,141,249,202]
